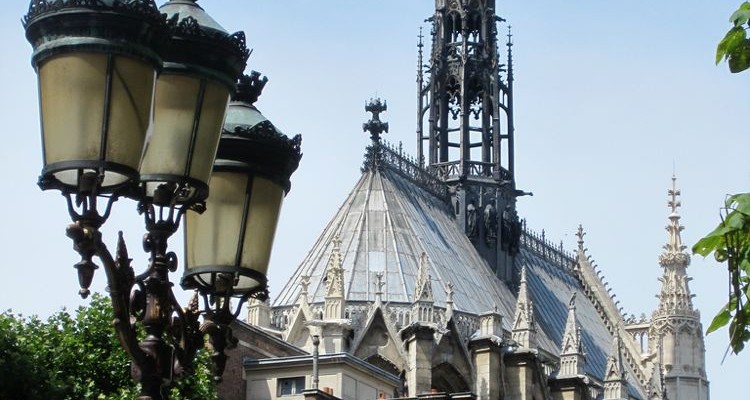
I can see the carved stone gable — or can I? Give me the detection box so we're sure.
[414,252,434,303]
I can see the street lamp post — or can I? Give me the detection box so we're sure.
[23,1,301,399]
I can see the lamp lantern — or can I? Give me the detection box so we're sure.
[23,1,300,397]
[24,0,165,207]
[139,0,249,208]
[183,72,302,301]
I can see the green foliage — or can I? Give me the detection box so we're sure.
[693,193,750,353]
[0,294,217,400]
[717,2,750,72]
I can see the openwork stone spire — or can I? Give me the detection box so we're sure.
[559,293,585,377]
[655,176,695,316]
[325,236,345,297]
[414,252,434,303]
[512,265,537,348]
[412,253,435,323]
[603,333,628,400]
[648,176,709,399]
[324,235,346,320]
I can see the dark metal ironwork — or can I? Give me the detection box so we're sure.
[415,0,523,282]
[65,210,242,399]
[418,0,514,180]
[363,98,389,142]
[23,2,271,400]
[362,139,449,201]
[182,72,301,303]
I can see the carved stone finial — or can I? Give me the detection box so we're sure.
[323,235,346,321]
[445,281,454,304]
[332,234,342,253]
[576,224,586,252]
[661,175,689,261]
[233,71,268,105]
[512,265,536,348]
[325,236,345,299]
[363,98,389,143]
[414,252,434,303]
[559,291,585,376]
[300,275,311,295]
[374,271,386,305]
[411,253,435,324]
[374,271,385,294]
[444,281,454,320]
[604,332,628,397]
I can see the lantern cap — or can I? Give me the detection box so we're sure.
[216,74,302,193]
[159,0,249,88]
[24,0,165,67]
[159,0,225,33]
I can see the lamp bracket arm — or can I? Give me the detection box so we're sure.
[97,231,149,367]
[170,289,203,379]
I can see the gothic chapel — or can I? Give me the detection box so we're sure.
[219,1,710,399]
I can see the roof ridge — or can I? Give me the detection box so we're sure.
[573,225,649,392]
[362,140,448,200]
[519,220,576,266]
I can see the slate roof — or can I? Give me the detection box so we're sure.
[273,165,517,320]
[518,235,646,398]
[272,145,646,398]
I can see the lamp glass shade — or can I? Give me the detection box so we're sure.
[139,73,229,203]
[184,171,284,296]
[39,53,155,190]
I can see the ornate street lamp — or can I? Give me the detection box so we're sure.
[23,1,298,399]
[24,0,165,226]
[183,71,302,378]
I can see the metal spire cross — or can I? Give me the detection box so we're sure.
[362,98,389,143]
[667,175,681,214]
[662,175,688,257]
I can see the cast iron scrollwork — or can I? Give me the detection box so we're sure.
[62,181,243,399]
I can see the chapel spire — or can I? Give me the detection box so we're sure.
[648,176,709,400]
[419,0,513,180]
[655,175,694,315]
[418,0,521,284]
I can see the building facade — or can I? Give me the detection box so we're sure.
[219,1,710,399]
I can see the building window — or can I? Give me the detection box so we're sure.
[278,377,306,396]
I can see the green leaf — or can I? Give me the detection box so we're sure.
[727,193,750,215]
[729,39,750,72]
[731,8,750,27]
[692,234,724,257]
[707,307,732,334]
[717,26,747,64]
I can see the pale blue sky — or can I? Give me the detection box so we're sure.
[1,1,748,398]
